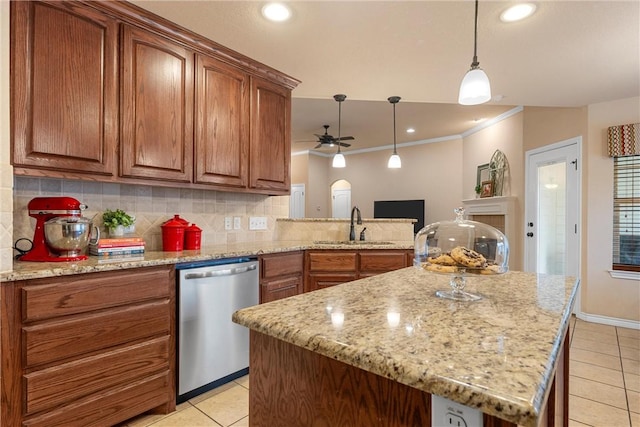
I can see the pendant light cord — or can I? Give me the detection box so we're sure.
[337,100,342,154]
[392,102,397,155]
[471,0,479,68]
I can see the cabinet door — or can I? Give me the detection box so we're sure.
[121,25,194,182]
[195,55,249,187]
[249,76,291,193]
[11,1,117,176]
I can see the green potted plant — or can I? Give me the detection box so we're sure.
[102,209,135,237]
[474,184,482,198]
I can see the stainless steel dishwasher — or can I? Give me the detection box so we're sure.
[176,257,258,403]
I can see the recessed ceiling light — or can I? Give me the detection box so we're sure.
[262,3,291,22]
[406,128,415,133]
[500,3,536,23]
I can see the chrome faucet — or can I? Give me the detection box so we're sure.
[349,206,362,241]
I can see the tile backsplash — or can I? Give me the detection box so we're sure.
[13,177,289,252]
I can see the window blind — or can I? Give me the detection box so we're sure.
[613,155,640,270]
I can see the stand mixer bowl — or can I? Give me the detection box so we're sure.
[44,216,93,257]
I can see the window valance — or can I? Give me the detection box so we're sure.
[608,123,639,157]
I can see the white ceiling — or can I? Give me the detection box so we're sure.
[130,1,640,154]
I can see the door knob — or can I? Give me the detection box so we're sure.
[527,232,534,237]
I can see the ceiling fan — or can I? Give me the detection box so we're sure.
[312,125,354,149]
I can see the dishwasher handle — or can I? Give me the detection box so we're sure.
[183,263,257,280]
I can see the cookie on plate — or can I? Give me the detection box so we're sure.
[427,253,457,266]
[450,246,487,268]
[477,264,502,275]
[424,264,458,274]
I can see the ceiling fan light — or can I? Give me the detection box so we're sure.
[387,153,401,169]
[332,153,346,168]
[458,67,491,105]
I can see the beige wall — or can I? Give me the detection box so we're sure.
[1,1,12,273]
[463,112,524,271]
[584,97,640,322]
[523,107,588,153]
[323,138,464,225]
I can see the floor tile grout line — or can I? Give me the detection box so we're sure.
[616,326,634,422]
[569,373,627,391]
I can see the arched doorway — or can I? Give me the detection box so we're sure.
[331,180,351,218]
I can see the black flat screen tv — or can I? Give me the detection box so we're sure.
[373,199,425,234]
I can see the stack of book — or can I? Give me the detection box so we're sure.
[89,236,145,262]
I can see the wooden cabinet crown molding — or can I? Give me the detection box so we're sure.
[81,0,300,89]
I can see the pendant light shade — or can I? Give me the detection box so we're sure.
[332,94,347,168]
[458,0,491,106]
[387,96,401,169]
[332,153,346,168]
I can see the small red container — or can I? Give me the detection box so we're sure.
[184,223,202,250]
[161,217,186,251]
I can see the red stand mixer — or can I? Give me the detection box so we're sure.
[20,197,94,262]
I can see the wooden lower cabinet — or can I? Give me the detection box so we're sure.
[1,265,176,427]
[305,249,412,292]
[260,251,303,303]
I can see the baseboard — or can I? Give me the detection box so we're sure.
[576,312,640,330]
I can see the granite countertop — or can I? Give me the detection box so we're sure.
[233,267,579,427]
[1,240,414,282]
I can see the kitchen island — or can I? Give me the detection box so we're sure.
[233,267,579,427]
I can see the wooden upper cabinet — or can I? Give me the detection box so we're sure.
[120,24,194,182]
[195,55,249,187]
[11,1,118,176]
[249,77,291,194]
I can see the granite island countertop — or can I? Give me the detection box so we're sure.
[1,240,414,282]
[233,267,579,427]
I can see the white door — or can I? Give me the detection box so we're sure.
[290,184,305,218]
[524,138,581,277]
[332,189,351,218]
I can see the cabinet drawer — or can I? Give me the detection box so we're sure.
[261,252,303,279]
[308,252,357,272]
[359,252,408,272]
[23,300,170,368]
[22,266,172,321]
[306,273,357,293]
[261,276,301,303]
[22,371,171,427]
[25,336,169,415]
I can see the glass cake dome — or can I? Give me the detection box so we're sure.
[414,207,509,301]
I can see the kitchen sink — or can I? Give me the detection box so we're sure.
[313,240,394,246]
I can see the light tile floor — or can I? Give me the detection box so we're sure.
[122,317,639,426]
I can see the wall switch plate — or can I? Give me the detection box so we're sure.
[249,216,268,230]
[233,216,241,230]
[224,217,232,230]
[431,395,482,427]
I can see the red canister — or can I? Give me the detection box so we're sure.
[184,223,202,250]
[161,217,186,251]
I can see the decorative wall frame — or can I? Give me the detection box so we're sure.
[476,163,490,188]
[480,180,493,198]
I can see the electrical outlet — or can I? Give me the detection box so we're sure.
[431,395,482,427]
[224,217,232,230]
[249,216,268,230]
[233,216,241,230]
[445,413,467,427]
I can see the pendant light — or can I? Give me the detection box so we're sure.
[458,0,491,105]
[332,94,347,168]
[387,96,401,169]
